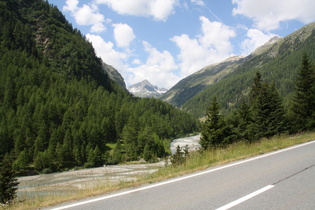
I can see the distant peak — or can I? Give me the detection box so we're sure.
[142,79,151,84]
[127,80,168,98]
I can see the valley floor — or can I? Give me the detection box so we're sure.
[17,161,165,199]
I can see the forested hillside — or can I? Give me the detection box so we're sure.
[200,53,315,149]
[0,0,198,174]
[171,23,315,118]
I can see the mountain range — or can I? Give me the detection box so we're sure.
[160,36,281,107]
[96,21,314,119]
[160,22,315,118]
[127,80,168,98]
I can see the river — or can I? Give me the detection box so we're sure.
[170,134,201,155]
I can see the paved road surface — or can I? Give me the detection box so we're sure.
[50,141,315,210]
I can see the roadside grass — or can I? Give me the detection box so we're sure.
[147,132,315,181]
[6,132,315,210]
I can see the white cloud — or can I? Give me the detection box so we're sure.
[95,0,178,21]
[132,59,141,65]
[232,0,315,31]
[63,0,78,12]
[240,29,277,55]
[112,23,136,48]
[171,16,235,77]
[63,0,106,33]
[127,41,180,89]
[86,34,127,70]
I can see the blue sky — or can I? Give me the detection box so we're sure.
[49,0,315,89]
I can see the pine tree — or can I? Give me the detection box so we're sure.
[267,85,287,135]
[111,140,123,164]
[200,97,233,149]
[290,53,315,132]
[249,72,263,105]
[0,154,19,204]
[249,74,287,140]
[170,145,184,166]
[236,99,254,141]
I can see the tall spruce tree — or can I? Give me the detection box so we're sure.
[200,97,233,149]
[0,155,19,204]
[249,73,287,140]
[236,99,254,141]
[290,53,315,132]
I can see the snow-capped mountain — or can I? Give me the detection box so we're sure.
[127,80,168,98]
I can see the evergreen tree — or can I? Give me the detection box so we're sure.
[236,99,254,141]
[12,148,31,173]
[290,53,315,132]
[0,154,19,204]
[170,145,184,166]
[200,97,233,149]
[249,74,287,140]
[111,140,123,164]
[249,72,263,104]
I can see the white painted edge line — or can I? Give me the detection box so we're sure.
[216,185,274,210]
[51,140,315,210]
[216,185,275,210]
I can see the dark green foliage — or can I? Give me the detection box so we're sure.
[200,97,234,149]
[249,73,287,140]
[234,100,254,141]
[142,131,165,163]
[289,53,315,132]
[171,145,186,166]
[0,0,198,172]
[0,154,19,204]
[203,72,289,148]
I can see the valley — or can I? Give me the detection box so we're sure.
[17,161,165,200]
[1,0,315,208]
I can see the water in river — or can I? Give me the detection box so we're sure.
[170,134,201,155]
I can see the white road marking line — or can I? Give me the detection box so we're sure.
[51,140,315,210]
[216,185,274,210]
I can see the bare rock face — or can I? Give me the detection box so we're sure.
[128,80,168,98]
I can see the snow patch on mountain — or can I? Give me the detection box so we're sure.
[127,80,168,98]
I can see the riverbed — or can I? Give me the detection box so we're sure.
[170,134,201,154]
[17,161,164,199]
[17,135,201,199]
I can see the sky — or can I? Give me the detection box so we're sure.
[49,0,315,89]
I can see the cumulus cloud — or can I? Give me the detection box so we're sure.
[112,23,136,48]
[63,0,78,12]
[95,0,178,21]
[86,34,127,70]
[171,16,235,77]
[127,41,180,89]
[232,0,315,31]
[240,29,277,55]
[63,0,106,33]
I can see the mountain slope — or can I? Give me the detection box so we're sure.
[128,80,168,98]
[181,22,315,118]
[161,36,282,108]
[160,56,243,107]
[0,0,198,172]
[101,62,126,89]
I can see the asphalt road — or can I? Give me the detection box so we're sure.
[50,141,315,210]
